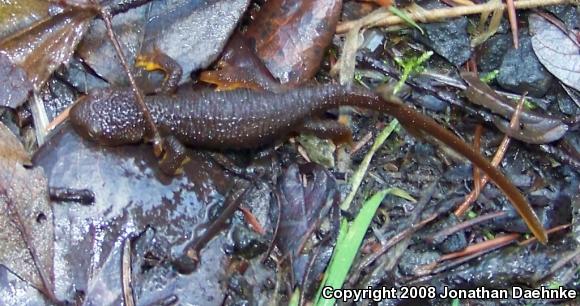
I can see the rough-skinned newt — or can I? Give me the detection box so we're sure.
[69,84,547,243]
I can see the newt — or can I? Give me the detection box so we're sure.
[69,84,548,243]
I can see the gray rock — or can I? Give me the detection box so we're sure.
[546,5,578,29]
[497,34,553,97]
[411,92,448,112]
[477,33,511,72]
[412,0,472,66]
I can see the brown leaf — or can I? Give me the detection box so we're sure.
[275,164,339,258]
[0,121,30,165]
[0,9,93,108]
[0,122,54,297]
[462,72,569,144]
[530,14,580,91]
[245,0,343,85]
[0,0,48,39]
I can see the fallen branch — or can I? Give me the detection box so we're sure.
[336,0,573,33]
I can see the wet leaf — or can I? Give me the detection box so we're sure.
[76,4,148,86]
[0,123,54,297]
[530,14,580,91]
[0,0,48,39]
[0,52,33,109]
[0,121,30,165]
[32,125,231,301]
[0,9,93,108]
[78,0,250,86]
[462,72,569,144]
[276,164,339,258]
[245,0,342,85]
[296,134,336,168]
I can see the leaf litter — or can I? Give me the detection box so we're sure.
[530,13,580,91]
[0,122,55,302]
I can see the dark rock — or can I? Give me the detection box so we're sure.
[477,33,512,72]
[412,0,472,66]
[411,91,448,112]
[398,248,440,276]
[497,33,553,97]
[424,215,467,254]
[489,192,572,233]
[224,224,268,259]
[546,5,578,29]
[558,90,580,115]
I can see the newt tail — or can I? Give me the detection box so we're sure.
[69,84,547,243]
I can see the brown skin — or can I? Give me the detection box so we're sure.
[69,84,547,243]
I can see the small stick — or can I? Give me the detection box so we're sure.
[121,238,135,306]
[455,94,527,216]
[506,0,520,48]
[425,210,507,244]
[45,104,72,132]
[518,223,571,246]
[471,124,483,208]
[438,233,520,262]
[98,6,163,153]
[336,0,572,33]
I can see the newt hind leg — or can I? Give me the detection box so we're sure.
[158,135,190,176]
[295,118,354,147]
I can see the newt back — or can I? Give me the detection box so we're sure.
[70,84,383,149]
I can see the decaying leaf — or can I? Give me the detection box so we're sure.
[245,0,343,85]
[0,122,54,297]
[0,0,48,39]
[462,72,569,144]
[0,9,94,108]
[276,164,339,258]
[32,125,231,302]
[0,121,30,165]
[530,14,580,91]
[275,163,340,297]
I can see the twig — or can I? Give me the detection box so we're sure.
[340,119,399,210]
[454,94,527,216]
[98,6,162,152]
[349,131,373,155]
[121,238,135,306]
[506,0,520,48]
[426,211,507,243]
[30,92,50,145]
[415,233,519,276]
[336,0,572,33]
[45,104,72,132]
[518,223,571,246]
[438,233,520,262]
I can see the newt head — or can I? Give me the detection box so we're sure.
[69,88,146,146]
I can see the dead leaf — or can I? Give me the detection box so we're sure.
[32,125,232,302]
[0,121,30,165]
[0,9,93,108]
[530,14,580,91]
[245,0,343,85]
[0,123,54,298]
[276,164,339,258]
[0,0,48,39]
